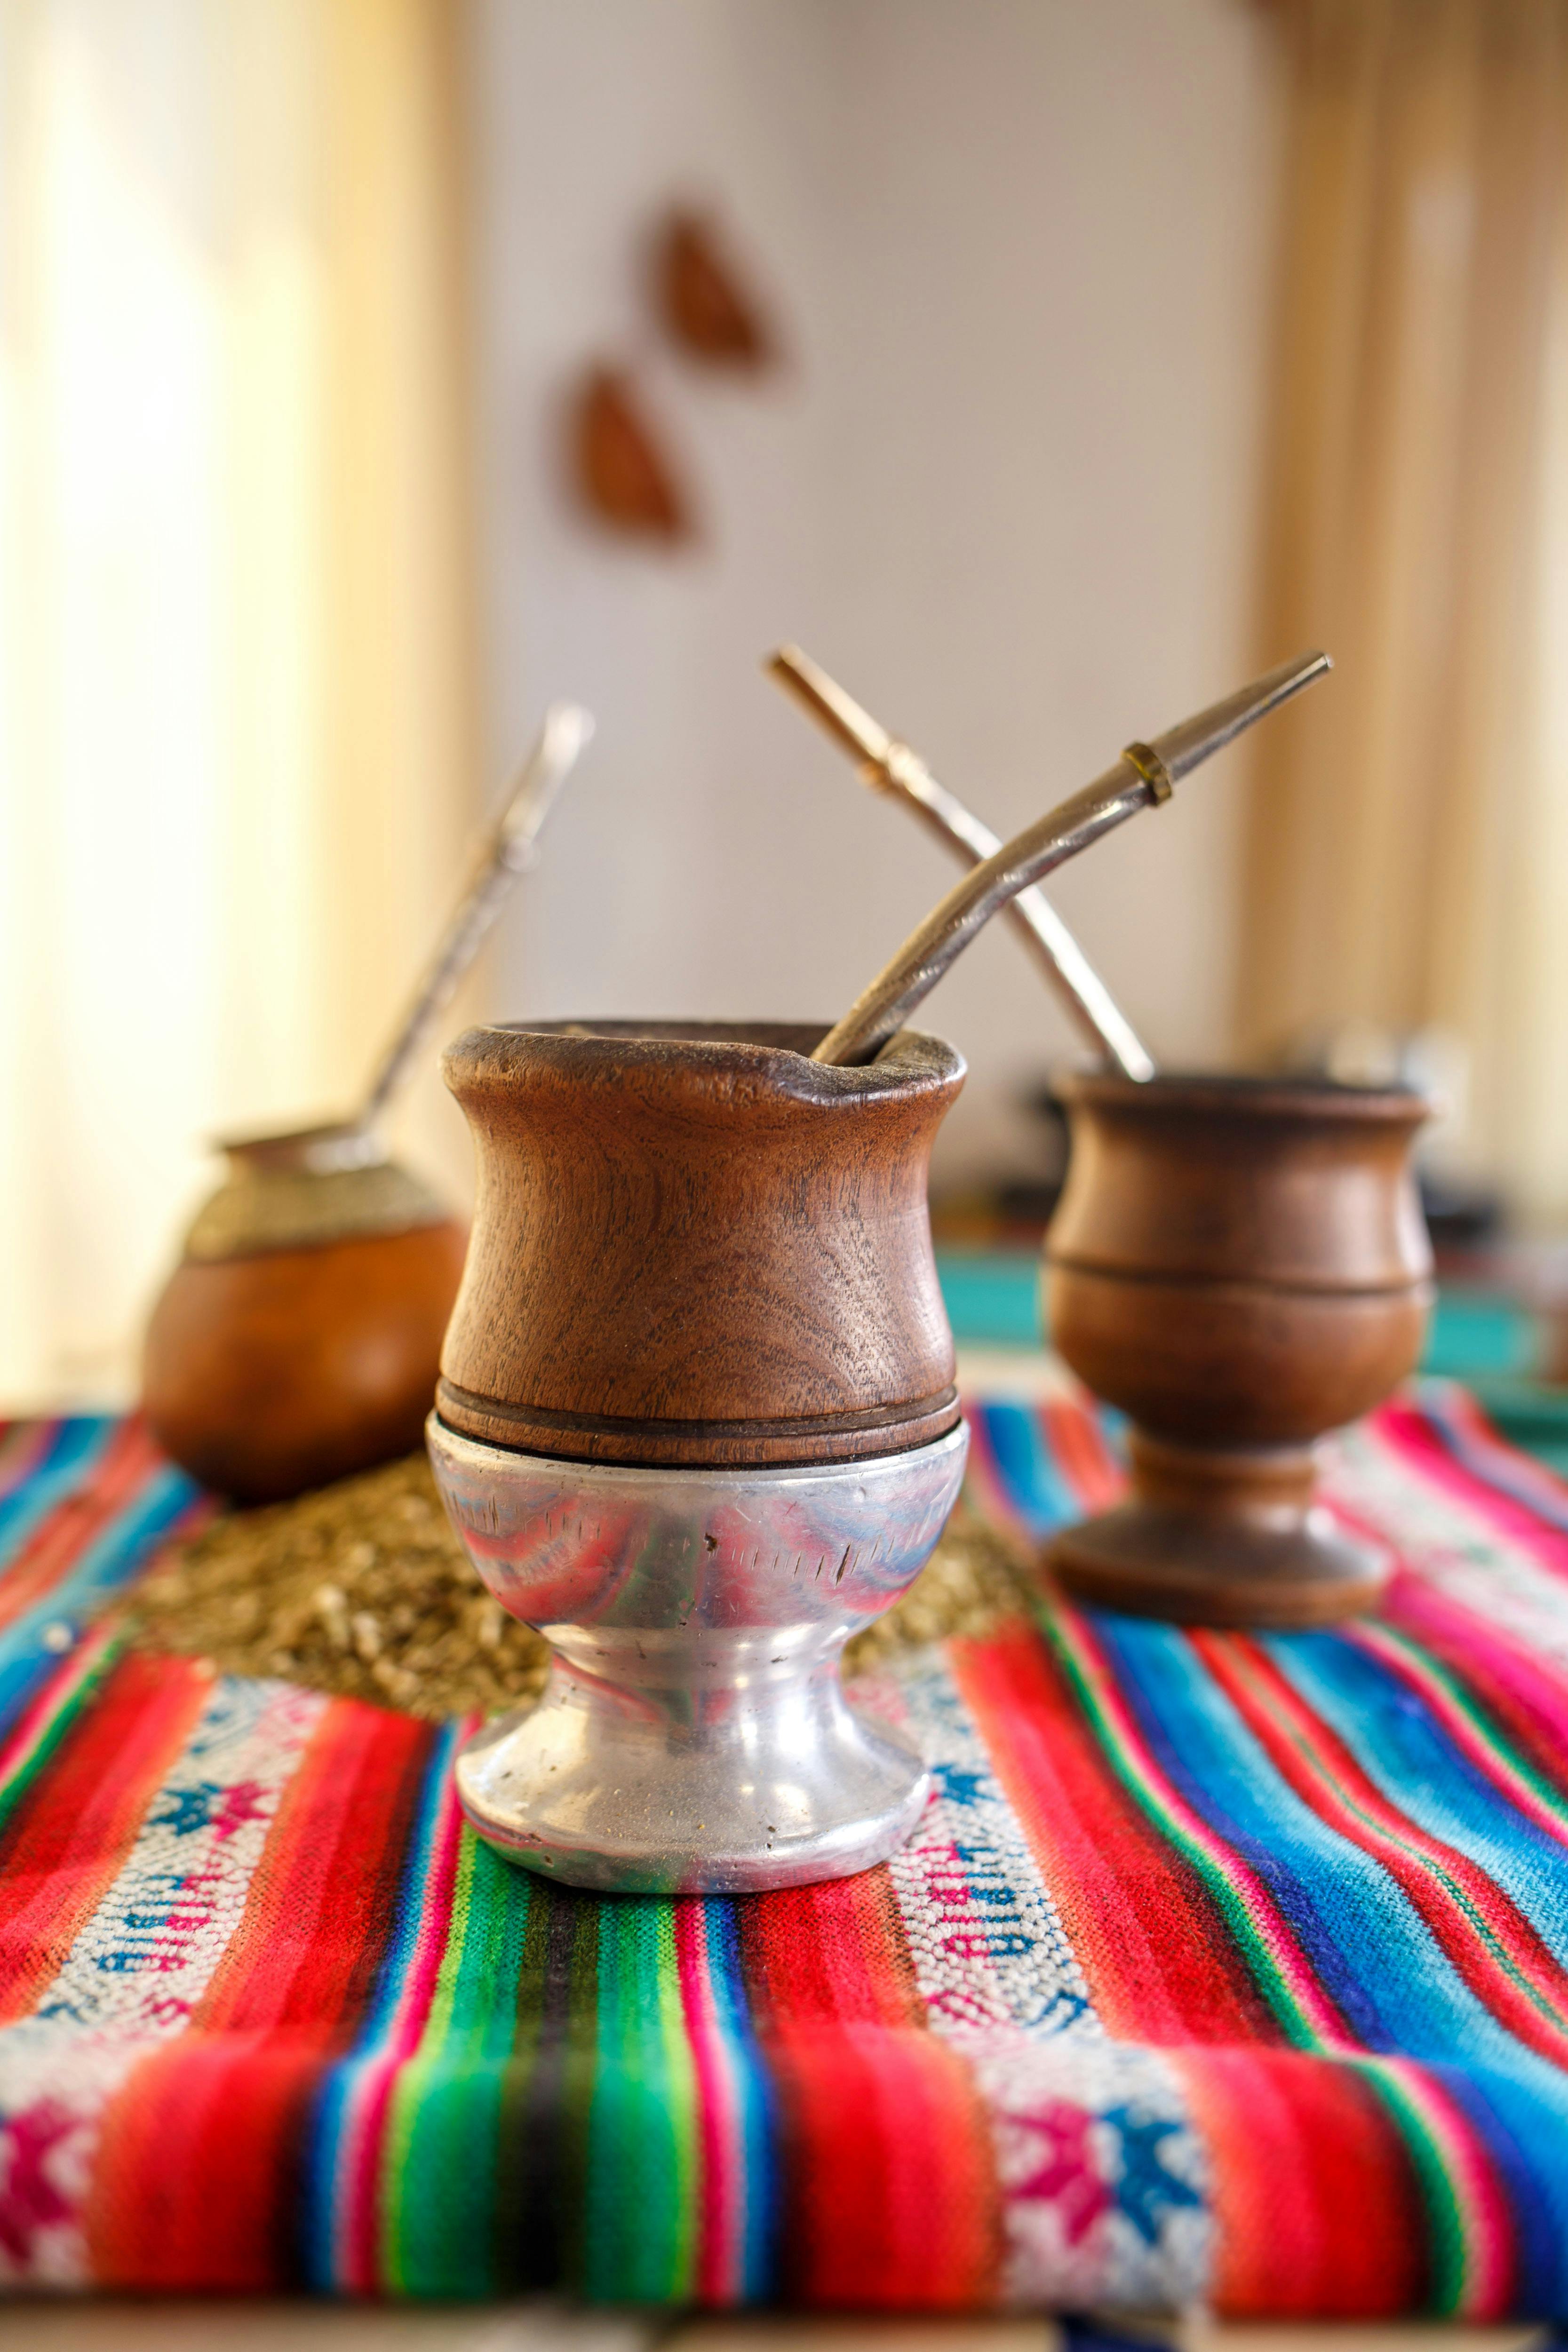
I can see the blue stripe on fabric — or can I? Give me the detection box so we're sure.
[359,1718,462,2050]
[1090,1613,1568,2309]
[0,1461,196,1735]
[0,1421,57,1504]
[705,1896,778,2301]
[973,1400,1078,1535]
[1270,1632,1568,1963]
[1424,2054,1566,2315]
[0,1416,116,1564]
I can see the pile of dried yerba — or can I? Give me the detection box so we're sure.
[127,1453,1032,1720]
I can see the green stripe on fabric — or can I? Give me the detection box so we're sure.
[1353,2059,1472,2316]
[583,1898,698,2301]
[1041,1603,1327,2049]
[0,1629,125,1835]
[493,1875,601,2293]
[382,1830,534,2296]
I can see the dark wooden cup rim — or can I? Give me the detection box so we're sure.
[1056,1068,1432,1128]
[444,1018,963,1107]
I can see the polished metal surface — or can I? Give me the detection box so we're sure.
[769,644,1154,1080]
[810,651,1331,1069]
[360,702,593,1126]
[427,1417,968,1893]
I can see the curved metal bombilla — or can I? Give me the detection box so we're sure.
[811,652,1331,1068]
[358,703,594,1128]
[769,644,1154,1080]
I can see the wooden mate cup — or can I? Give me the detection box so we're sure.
[1044,1073,1433,1627]
[427,1019,970,1892]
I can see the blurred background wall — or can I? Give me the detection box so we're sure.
[472,0,1281,1182]
[13,0,1568,1411]
[0,0,479,1402]
[2,0,1286,1405]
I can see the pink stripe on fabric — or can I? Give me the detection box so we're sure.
[1376,1399,1568,1581]
[1380,1573,1568,1797]
[1428,1384,1568,1522]
[675,1898,745,2304]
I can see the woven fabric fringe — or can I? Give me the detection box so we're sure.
[4,1385,1568,2312]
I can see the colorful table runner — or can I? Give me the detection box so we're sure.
[4,1385,1568,2316]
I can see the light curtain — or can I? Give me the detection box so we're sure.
[1240,0,1568,1218]
[0,0,478,1405]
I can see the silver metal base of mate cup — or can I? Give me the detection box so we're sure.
[426,1415,968,1895]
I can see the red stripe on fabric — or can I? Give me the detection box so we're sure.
[194,1696,432,2045]
[739,1867,923,2029]
[1040,1397,1124,1512]
[735,1868,996,2302]
[1196,1632,1568,2065]
[1178,2047,1427,2316]
[1384,1572,1568,1810]
[950,1625,1282,2044]
[0,1653,210,2020]
[0,1419,168,1632]
[90,1701,434,2291]
[765,2024,997,2306]
[89,2035,319,2291]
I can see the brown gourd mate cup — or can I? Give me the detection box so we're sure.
[143,1125,467,1504]
[142,707,592,1507]
[1043,1073,1433,1628]
[425,1019,971,1893]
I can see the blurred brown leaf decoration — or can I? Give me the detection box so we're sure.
[655,210,772,367]
[571,365,692,539]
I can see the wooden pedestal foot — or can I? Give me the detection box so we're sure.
[1047,1429,1388,1629]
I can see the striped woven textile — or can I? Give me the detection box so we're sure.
[7,1389,1568,2313]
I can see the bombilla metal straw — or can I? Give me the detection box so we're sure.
[359,702,594,1127]
[768,645,1154,1081]
[811,651,1331,1068]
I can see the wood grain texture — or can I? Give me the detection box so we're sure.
[436,1021,964,1467]
[143,1220,468,1503]
[1043,1071,1432,1627]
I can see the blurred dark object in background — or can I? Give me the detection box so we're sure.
[1420,1172,1503,1254]
[654,209,775,367]
[1267,1019,1504,1255]
[931,1077,1069,1245]
[570,364,693,540]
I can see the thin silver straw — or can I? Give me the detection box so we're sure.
[359,703,594,1127]
[769,645,1154,1079]
[811,653,1330,1067]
